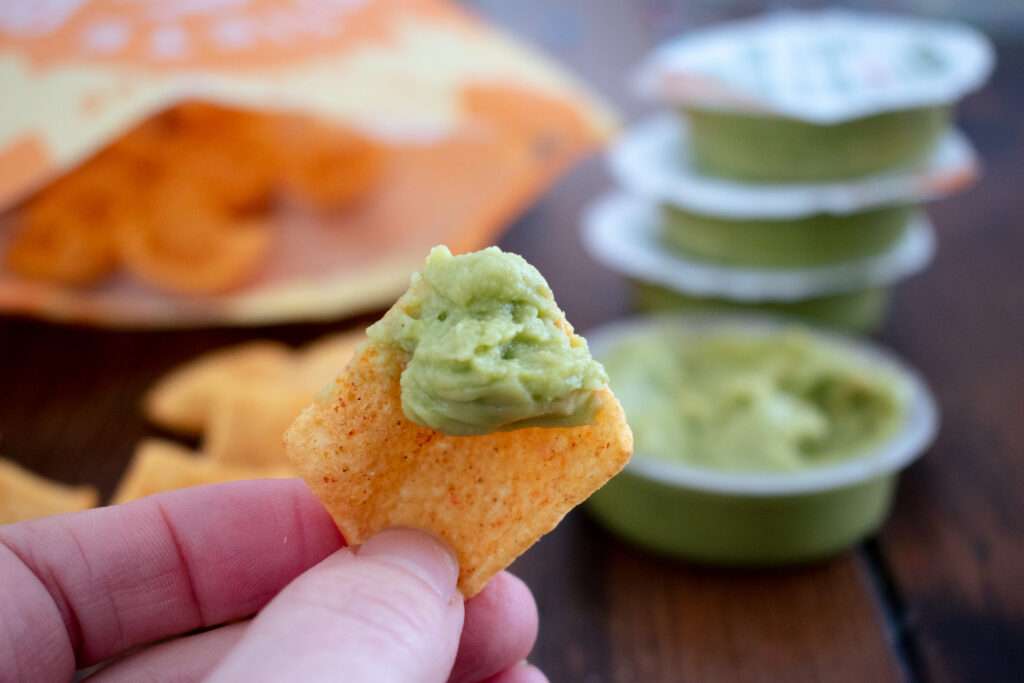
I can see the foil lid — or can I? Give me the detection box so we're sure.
[580,193,935,302]
[608,115,978,219]
[635,9,994,124]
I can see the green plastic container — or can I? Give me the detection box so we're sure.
[633,282,890,335]
[587,465,898,565]
[661,203,914,268]
[683,105,950,182]
[583,314,938,566]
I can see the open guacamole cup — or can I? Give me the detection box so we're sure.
[584,314,938,565]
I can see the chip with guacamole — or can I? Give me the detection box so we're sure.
[285,246,632,597]
[599,327,909,473]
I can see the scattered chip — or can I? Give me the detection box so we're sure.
[111,439,294,505]
[0,457,99,524]
[142,330,365,470]
[203,378,312,467]
[293,330,366,390]
[144,340,292,434]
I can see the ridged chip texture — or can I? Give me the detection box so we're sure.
[284,344,632,597]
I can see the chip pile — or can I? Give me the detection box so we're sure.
[115,330,366,501]
[5,102,383,294]
[0,329,364,524]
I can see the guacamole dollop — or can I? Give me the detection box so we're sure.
[600,328,908,472]
[366,246,608,436]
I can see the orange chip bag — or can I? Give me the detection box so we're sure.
[0,0,616,324]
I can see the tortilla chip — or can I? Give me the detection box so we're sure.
[203,379,312,467]
[0,457,99,524]
[144,340,292,434]
[5,166,129,286]
[116,192,274,295]
[294,330,366,389]
[133,101,280,213]
[284,343,633,597]
[275,115,384,210]
[111,439,294,505]
[142,331,364,473]
[200,331,366,467]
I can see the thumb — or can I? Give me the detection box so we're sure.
[207,527,464,682]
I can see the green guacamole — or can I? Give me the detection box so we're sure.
[600,328,907,472]
[366,246,608,436]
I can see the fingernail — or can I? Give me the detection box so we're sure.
[357,527,459,603]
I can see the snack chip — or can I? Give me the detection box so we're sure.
[128,101,281,214]
[116,193,275,296]
[5,165,129,286]
[7,100,380,295]
[276,114,385,211]
[111,439,294,505]
[0,457,99,524]
[203,378,313,467]
[144,340,293,434]
[143,331,365,469]
[284,253,633,597]
[293,331,366,389]
[286,345,631,597]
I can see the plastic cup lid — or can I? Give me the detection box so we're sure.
[635,8,995,124]
[580,193,936,301]
[607,114,978,219]
[584,312,939,496]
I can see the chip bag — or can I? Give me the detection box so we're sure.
[0,0,615,325]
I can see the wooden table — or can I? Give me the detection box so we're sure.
[3,3,1022,681]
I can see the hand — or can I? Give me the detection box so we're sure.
[0,478,545,682]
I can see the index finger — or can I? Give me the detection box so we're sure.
[0,478,343,680]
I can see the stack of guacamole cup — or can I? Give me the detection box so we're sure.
[583,9,994,334]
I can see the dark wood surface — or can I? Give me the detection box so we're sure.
[2,2,1023,681]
